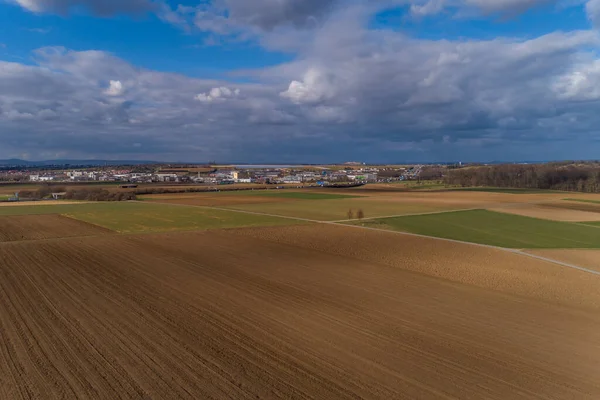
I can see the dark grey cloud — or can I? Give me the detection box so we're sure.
[192,0,338,34]
[410,0,553,16]
[221,0,338,31]
[3,4,600,162]
[460,0,551,14]
[12,0,158,16]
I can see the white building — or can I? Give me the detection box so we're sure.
[67,171,84,179]
[282,175,302,183]
[156,173,178,182]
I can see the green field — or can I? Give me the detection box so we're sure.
[564,198,600,205]
[248,191,360,200]
[225,198,465,221]
[578,221,600,228]
[0,202,300,233]
[139,190,362,202]
[349,210,600,249]
[0,203,102,216]
[450,187,561,194]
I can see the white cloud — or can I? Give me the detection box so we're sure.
[195,86,240,103]
[587,0,600,26]
[554,60,600,100]
[12,0,158,16]
[27,27,52,34]
[3,3,600,162]
[280,68,337,104]
[104,80,124,96]
[409,0,551,17]
[411,0,446,17]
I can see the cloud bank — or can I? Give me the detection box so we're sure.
[3,1,600,162]
[12,0,158,16]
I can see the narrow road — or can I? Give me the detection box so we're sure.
[134,200,600,277]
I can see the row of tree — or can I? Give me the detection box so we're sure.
[63,189,136,201]
[443,163,600,192]
[19,187,136,201]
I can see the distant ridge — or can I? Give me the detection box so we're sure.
[0,159,160,167]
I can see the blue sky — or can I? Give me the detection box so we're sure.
[0,3,292,76]
[1,0,600,162]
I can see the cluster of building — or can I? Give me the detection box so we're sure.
[28,169,140,183]
[23,165,420,185]
[153,167,382,185]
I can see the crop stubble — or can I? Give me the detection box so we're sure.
[0,225,599,399]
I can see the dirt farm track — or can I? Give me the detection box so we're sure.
[1,223,599,399]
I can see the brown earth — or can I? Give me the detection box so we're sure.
[231,224,600,309]
[488,203,600,222]
[0,214,113,242]
[525,249,600,272]
[0,227,599,399]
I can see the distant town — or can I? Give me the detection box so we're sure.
[2,160,599,197]
[0,163,428,186]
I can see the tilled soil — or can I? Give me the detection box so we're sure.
[230,224,600,309]
[0,214,113,242]
[0,229,599,399]
[525,249,600,272]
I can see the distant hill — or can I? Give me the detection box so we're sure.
[0,159,160,167]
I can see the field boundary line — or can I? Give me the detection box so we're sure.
[574,223,600,229]
[132,200,600,276]
[131,201,322,223]
[320,198,570,223]
[330,222,600,277]
[508,251,600,276]
[331,208,479,223]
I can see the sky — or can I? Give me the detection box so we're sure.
[1,0,600,163]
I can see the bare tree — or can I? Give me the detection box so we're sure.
[347,209,354,219]
[443,162,600,193]
[357,209,364,220]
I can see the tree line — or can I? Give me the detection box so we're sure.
[19,187,136,201]
[443,163,600,193]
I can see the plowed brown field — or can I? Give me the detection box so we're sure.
[0,227,599,399]
[525,249,600,272]
[232,224,600,309]
[0,215,113,242]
